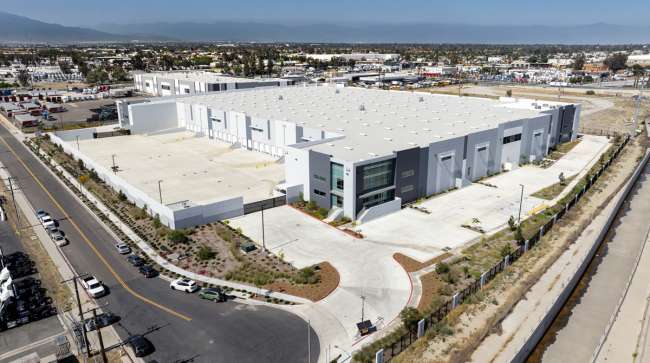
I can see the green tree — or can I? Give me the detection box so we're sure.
[604,53,628,74]
[110,66,128,82]
[168,230,189,244]
[16,69,30,87]
[197,245,216,261]
[571,53,586,70]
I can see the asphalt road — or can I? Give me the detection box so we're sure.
[0,122,319,363]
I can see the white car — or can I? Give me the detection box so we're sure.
[170,278,199,293]
[80,276,106,298]
[115,243,131,254]
[40,215,55,229]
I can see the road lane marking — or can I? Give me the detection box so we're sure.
[0,133,192,322]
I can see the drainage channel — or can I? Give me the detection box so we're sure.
[526,164,650,363]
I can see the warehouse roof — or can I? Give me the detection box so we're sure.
[135,71,285,85]
[180,85,566,161]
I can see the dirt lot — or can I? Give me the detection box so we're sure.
[426,84,650,135]
[391,133,647,363]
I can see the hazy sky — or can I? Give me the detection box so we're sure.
[3,0,649,27]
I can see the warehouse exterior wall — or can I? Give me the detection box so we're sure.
[128,101,179,134]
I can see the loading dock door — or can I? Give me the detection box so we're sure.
[437,154,455,192]
[473,146,488,180]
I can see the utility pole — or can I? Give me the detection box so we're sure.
[91,308,108,363]
[63,275,89,356]
[361,295,366,322]
[632,79,645,135]
[6,177,20,227]
[517,184,525,225]
[261,205,266,251]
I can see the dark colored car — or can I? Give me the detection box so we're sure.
[198,287,227,302]
[85,312,120,331]
[138,265,158,278]
[126,255,145,267]
[128,335,154,357]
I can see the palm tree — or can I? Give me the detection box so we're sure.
[631,64,645,88]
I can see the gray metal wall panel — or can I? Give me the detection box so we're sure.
[465,128,499,180]
[394,147,420,203]
[308,150,331,210]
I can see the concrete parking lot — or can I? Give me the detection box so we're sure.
[229,206,415,353]
[76,130,285,204]
[356,135,610,256]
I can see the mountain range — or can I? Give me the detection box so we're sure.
[1,11,649,44]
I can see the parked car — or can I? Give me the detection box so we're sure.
[198,287,226,302]
[84,312,119,332]
[80,276,105,298]
[35,209,48,220]
[138,265,158,278]
[126,255,144,267]
[169,278,199,293]
[128,335,154,357]
[49,228,68,247]
[115,243,131,254]
[40,215,55,229]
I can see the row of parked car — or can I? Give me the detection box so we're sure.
[36,209,68,247]
[0,253,57,331]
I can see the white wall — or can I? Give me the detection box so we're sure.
[128,101,179,134]
[357,197,402,224]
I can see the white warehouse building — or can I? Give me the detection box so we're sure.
[133,71,296,97]
[115,85,580,225]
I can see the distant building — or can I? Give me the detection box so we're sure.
[133,71,295,97]
[627,54,650,67]
[301,53,400,63]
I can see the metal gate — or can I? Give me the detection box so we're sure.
[243,195,286,214]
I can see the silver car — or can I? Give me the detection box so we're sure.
[49,228,68,247]
[115,243,131,254]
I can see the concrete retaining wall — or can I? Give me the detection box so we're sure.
[511,149,650,363]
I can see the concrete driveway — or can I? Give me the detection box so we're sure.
[356,135,610,255]
[229,206,414,355]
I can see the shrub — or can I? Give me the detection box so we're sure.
[436,262,450,274]
[400,307,422,331]
[168,230,189,244]
[507,215,517,231]
[197,245,216,261]
[506,89,512,97]
[293,266,320,284]
[307,200,318,211]
[153,214,162,228]
[586,90,596,95]
[118,190,127,201]
[500,243,513,258]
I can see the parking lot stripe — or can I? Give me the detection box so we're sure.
[0,134,192,322]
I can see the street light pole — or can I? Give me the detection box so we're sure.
[261,205,266,251]
[517,184,525,225]
[65,276,89,355]
[307,319,311,363]
[157,180,163,204]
